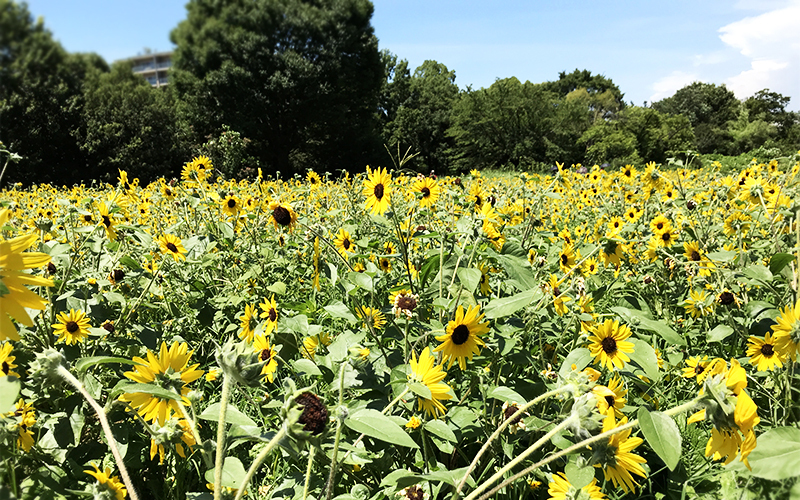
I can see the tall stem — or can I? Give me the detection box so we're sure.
[57,366,139,500]
[324,362,348,500]
[302,448,315,500]
[233,427,287,500]
[214,375,233,500]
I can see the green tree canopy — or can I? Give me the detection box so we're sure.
[170,0,385,176]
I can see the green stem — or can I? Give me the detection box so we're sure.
[303,447,315,500]
[233,426,287,500]
[454,386,570,495]
[324,362,348,500]
[176,394,213,468]
[214,375,233,500]
[57,366,139,500]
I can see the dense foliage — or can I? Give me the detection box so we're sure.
[2,154,800,499]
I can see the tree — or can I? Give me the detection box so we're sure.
[0,1,107,185]
[651,82,739,154]
[170,0,385,176]
[543,69,625,115]
[77,62,188,183]
[383,60,459,173]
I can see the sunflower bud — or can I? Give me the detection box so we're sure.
[29,348,67,388]
[216,339,267,388]
[569,392,603,440]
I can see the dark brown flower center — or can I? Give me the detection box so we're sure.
[403,485,425,500]
[342,238,351,250]
[661,232,672,243]
[421,187,430,198]
[504,405,522,425]
[111,269,125,282]
[605,395,615,408]
[166,242,178,253]
[761,344,774,356]
[601,337,617,354]
[260,348,272,362]
[83,214,93,223]
[656,222,664,230]
[2,361,9,375]
[452,324,470,345]
[695,364,705,375]
[102,321,115,333]
[66,321,79,333]
[690,251,701,261]
[268,308,277,323]
[561,254,569,265]
[227,199,237,208]
[373,183,385,200]
[396,295,417,311]
[296,392,328,435]
[273,206,292,226]
[719,292,735,305]
[102,215,111,228]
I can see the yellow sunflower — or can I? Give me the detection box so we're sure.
[408,347,453,419]
[746,332,784,372]
[684,289,714,318]
[356,306,386,330]
[596,414,647,493]
[649,214,671,235]
[547,472,605,500]
[592,375,627,418]
[771,300,800,361]
[238,303,258,343]
[363,166,392,215]
[258,295,279,336]
[119,342,204,426]
[268,201,298,233]
[158,234,187,262]
[333,228,356,258]
[478,262,491,296]
[1,342,20,378]
[411,176,441,209]
[221,194,240,217]
[682,355,716,384]
[307,170,322,188]
[0,209,53,341]
[52,309,91,345]
[5,398,36,452]
[587,319,635,371]
[85,463,127,500]
[433,304,490,370]
[253,334,279,383]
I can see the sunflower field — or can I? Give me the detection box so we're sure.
[2,153,800,500]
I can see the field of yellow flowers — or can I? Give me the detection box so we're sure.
[2,155,800,500]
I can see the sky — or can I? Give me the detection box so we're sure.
[24,0,800,110]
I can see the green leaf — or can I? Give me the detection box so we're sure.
[627,339,660,381]
[769,253,795,275]
[326,262,338,287]
[327,331,366,362]
[707,250,737,262]
[707,324,734,343]
[323,301,357,324]
[344,409,418,448]
[198,403,258,428]
[267,281,286,295]
[748,426,800,480]
[559,348,592,377]
[293,358,322,376]
[637,408,681,471]
[741,264,773,283]
[421,466,476,487]
[119,255,142,270]
[484,288,542,319]
[0,377,21,413]
[348,272,374,292]
[496,254,539,290]
[487,386,524,404]
[611,307,686,346]
[457,268,482,293]
[407,381,432,400]
[204,457,247,488]
[565,462,595,490]
[111,382,182,401]
[74,356,139,373]
[424,419,457,443]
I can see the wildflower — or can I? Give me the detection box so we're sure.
[747,332,784,371]
[158,234,187,262]
[253,334,279,383]
[501,401,528,434]
[478,262,491,295]
[363,166,392,215]
[268,201,298,233]
[411,176,441,209]
[356,306,386,330]
[0,343,19,378]
[85,463,127,500]
[258,295,279,336]
[592,375,627,417]
[52,309,91,345]
[221,194,240,216]
[307,171,322,188]
[405,416,421,430]
[397,485,428,500]
[296,392,328,435]
[771,300,800,361]
[593,414,647,493]
[119,342,204,425]
[391,290,419,318]
[587,319,635,371]
[301,332,331,359]
[434,304,490,370]
[548,274,571,316]
[334,228,355,258]
[547,472,605,500]
[558,243,579,273]
[149,418,196,465]
[0,209,54,341]
[682,356,714,384]
[5,398,36,451]
[408,347,453,418]
[684,289,714,318]
[238,304,258,343]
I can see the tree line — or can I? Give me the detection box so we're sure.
[1,0,798,186]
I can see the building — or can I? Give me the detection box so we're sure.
[128,51,172,87]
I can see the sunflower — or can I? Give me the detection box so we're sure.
[595,414,647,493]
[363,166,392,215]
[477,262,491,295]
[0,342,20,378]
[548,274,571,316]
[558,243,579,273]
[656,227,678,248]
[587,319,635,371]
[192,155,213,181]
[411,177,441,209]
[221,194,240,216]
[149,418,196,465]
[379,256,392,273]
[5,398,36,452]
[253,334,279,383]
[268,201,298,233]
[682,356,714,384]
[649,214,671,235]
[334,228,356,258]
[52,309,91,345]
[600,239,625,269]
[408,347,453,418]
[307,170,322,188]
[547,472,605,500]
[434,304,490,370]
[746,332,784,372]
[356,306,386,330]
[771,300,800,361]
[158,234,187,262]
[238,304,258,343]
[684,289,714,318]
[582,257,599,275]
[85,463,127,500]
[593,375,627,417]
[301,332,332,359]
[97,202,118,240]
[606,216,625,236]
[258,295,279,336]
[119,342,204,425]
[0,210,53,341]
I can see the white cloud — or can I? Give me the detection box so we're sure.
[649,71,699,103]
[719,1,800,101]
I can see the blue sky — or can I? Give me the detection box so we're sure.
[25,0,800,109]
